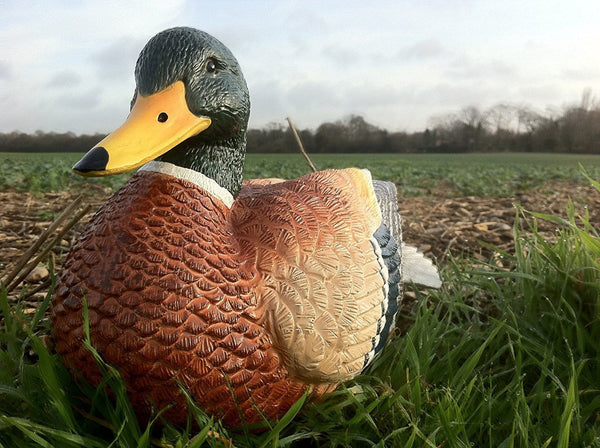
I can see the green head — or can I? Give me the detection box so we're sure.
[73,27,250,196]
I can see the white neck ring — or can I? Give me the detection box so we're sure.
[138,160,234,208]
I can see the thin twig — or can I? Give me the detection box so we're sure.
[72,405,116,432]
[49,252,56,278]
[1,195,83,286]
[22,278,52,300]
[7,204,91,292]
[286,117,317,172]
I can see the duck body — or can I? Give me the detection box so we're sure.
[53,163,335,426]
[51,27,440,428]
[52,161,399,426]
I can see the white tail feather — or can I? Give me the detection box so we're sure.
[401,244,442,288]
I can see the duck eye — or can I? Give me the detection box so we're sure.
[157,112,168,123]
[206,58,217,73]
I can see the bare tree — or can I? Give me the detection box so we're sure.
[486,103,517,133]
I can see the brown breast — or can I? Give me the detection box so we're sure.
[51,171,333,427]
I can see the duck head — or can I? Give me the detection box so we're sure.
[73,27,250,196]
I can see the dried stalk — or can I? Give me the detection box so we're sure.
[23,278,52,300]
[2,195,83,286]
[49,252,56,277]
[7,203,91,292]
[286,117,317,172]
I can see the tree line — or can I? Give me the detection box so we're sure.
[2,90,599,154]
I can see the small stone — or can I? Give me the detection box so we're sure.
[26,266,49,282]
[492,223,512,231]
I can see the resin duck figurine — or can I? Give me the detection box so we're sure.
[51,27,441,428]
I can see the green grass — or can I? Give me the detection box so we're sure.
[245,153,600,197]
[0,153,129,193]
[2,152,600,196]
[1,171,599,446]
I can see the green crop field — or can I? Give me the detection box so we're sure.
[2,151,600,197]
[1,151,600,447]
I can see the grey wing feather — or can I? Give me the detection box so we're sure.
[373,180,402,245]
[372,180,441,289]
[362,179,441,371]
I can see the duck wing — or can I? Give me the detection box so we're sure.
[232,168,401,383]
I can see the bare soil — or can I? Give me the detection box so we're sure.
[402,180,599,261]
[1,180,598,310]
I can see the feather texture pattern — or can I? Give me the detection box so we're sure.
[233,169,389,382]
[52,170,335,427]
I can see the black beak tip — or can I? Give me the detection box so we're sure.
[73,146,109,173]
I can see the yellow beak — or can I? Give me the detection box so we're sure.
[73,81,211,176]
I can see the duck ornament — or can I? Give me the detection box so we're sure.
[51,27,441,428]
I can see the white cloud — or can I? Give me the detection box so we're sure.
[0,61,12,80]
[46,71,83,88]
[398,39,447,61]
[1,0,599,133]
[90,37,145,80]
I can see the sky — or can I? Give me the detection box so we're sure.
[1,0,599,135]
